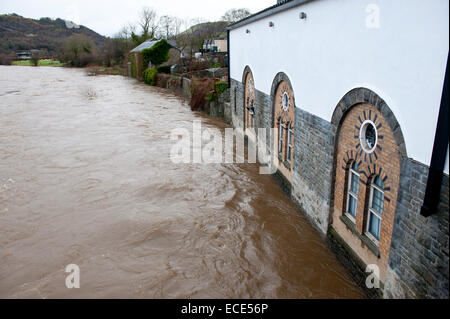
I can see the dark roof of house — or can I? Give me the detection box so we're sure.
[227,0,315,31]
[130,39,178,53]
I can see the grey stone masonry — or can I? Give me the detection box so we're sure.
[385,160,449,299]
[230,79,245,129]
[292,108,334,234]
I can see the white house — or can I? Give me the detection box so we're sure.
[227,0,449,299]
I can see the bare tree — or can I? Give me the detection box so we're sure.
[159,15,174,39]
[171,16,184,38]
[222,8,251,23]
[116,22,137,40]
[61,34,96,67]
[138,7,158,39]
[158,15,184,39]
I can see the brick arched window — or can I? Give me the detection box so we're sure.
[331,88,405,281]
[244,71,255,129]
[273,78,295,171]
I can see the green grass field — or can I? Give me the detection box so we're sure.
[12,59,64,67]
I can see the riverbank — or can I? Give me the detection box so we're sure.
[12,59,64,67]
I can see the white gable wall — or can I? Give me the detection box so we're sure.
[229,0,449,172]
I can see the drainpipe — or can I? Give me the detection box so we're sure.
[227,29,231,88]
[421,53,449,217]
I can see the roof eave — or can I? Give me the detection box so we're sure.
[227,0,315,31]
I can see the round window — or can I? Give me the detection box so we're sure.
[282,92,289,111]
[360,120,378,153]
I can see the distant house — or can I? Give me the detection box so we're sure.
[129,39,180,81]
[16,49,40,60]
[16,51,31,60]
[202,37,228,53]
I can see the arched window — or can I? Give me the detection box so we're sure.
[244,71,255,130]
[272,76,295,171]
[345,161,360,221]
[366,175,384,242]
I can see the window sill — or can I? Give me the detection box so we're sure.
[282,160,291,170]
[339,215,380,259]
[277,155,292,171]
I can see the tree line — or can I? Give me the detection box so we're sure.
[59,7,251,68]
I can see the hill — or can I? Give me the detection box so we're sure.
[0,13,106,56]
[181,21,228,39]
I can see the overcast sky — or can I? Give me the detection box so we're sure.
[0,0,276,36]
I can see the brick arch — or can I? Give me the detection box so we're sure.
[331,87,407,158]
[270,72,295,127]
[330,88,406,282]
[242,65,254,84]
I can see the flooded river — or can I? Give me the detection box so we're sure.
[0,66,363,298]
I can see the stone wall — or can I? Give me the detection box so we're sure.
[384,161,449,299]
[230,79,245,129]
[210,88,230,119]
[292,108,334,234]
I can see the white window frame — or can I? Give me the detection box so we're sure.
[366,179,384,245]
[278,120,284,155]
[345,162,359,223]
[249,100,255,128]
[359,120,378,154]
[287,125,293,164]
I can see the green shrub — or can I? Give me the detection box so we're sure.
[205,91,217,102]
[215,81,228,95]
[157,65,171,74]
[211,62,221,68]
[143,67,157,86]
[142,39,172,68]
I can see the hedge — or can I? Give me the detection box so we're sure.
[143,67,157,86]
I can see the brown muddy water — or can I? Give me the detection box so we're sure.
[0,66,363,298]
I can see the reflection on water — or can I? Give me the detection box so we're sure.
[0,66,363,298]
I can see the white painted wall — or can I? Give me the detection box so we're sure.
[230,0,449,172]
